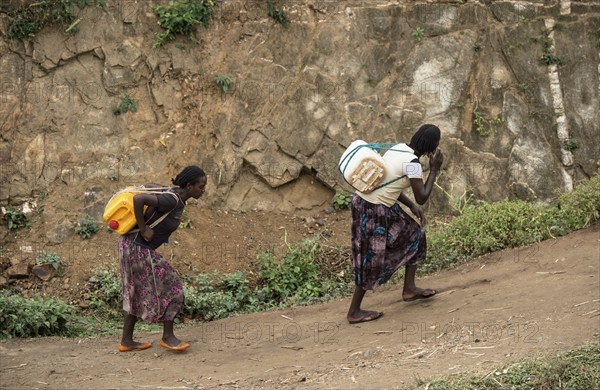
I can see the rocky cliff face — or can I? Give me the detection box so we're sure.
[1,1,599,230]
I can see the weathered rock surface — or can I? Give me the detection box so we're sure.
[1,1,598,223]
[6,262,29,279]
[32,263,55,281]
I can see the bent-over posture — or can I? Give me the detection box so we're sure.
[347,124,444,324]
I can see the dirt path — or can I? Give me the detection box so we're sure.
[1,224,599,389]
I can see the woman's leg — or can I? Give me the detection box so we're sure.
[161,320,180,345]
[347,286,382,324]
[160,320,191,350]
[402,264,436,301]
[121,313,141,347]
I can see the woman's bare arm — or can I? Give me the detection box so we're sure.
[409,149,444,205]
[133,193,159,240]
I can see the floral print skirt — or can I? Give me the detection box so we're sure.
[118,234,183,323]
[351,194,426,291]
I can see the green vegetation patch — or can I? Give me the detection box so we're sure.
[424,176,600,273]
[3,206,28,229]
[0,294,76,338]
[70,237,351,326]
[331,190,352,210]
[268,2,289,28]
[75,214,99,239]
[153,0,215,48]
[473,109,504,137]
[6,0,96,39]
[112,92,138,115]
[415,342,600,390]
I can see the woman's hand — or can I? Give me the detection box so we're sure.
[410,205,427,227]
[141,226,154,242]
[429,148,444,171]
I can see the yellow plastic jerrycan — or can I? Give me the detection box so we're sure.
[103,188,146,235]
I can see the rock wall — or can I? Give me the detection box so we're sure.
[1,1,599,225]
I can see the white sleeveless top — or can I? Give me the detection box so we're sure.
[356,143,422,207]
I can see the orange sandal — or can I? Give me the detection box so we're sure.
[118,342,152,352]
[159,339,190,351]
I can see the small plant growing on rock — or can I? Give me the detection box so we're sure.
[473,109,504,137]
[153,0,215,48]
[214,75,233,94]
[268,2,289,28]
[75,214,98,239]
[112,92,138,115]
[538,29,562,66]
[564,139,579,152]
[331,190,352,210]
[5,0,92,39]
[3,206,28,229]
[35,250,64,275]
[179,210,193,228]
[411,27,425,41]
[540,53,562,66]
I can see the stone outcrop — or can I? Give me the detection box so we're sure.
[0,1,598,223]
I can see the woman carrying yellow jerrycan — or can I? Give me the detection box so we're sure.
[116,166,207,352]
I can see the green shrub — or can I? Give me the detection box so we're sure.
[88,267,122,319]
[3,206,28,229]
[331,190,352,210]
[153,0,215,48]
[554,176,600,231]
[182,272,259,320]
[426,200,551,273]
[0,294,76,338]
[256,238,327,305]
[183,238,351,320]
[75,214,98,239]
[424,176,600,273]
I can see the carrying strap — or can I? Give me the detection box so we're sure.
[116,186,180,234]
[128,206,175,234]
[338,143,413,190]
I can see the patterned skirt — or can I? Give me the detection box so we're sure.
[118,234,184,323]
[351,194,426,291]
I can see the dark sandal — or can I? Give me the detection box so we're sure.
[348,311,383,324]
[403,289,437,302]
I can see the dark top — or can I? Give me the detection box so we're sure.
[132,190,184,250]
